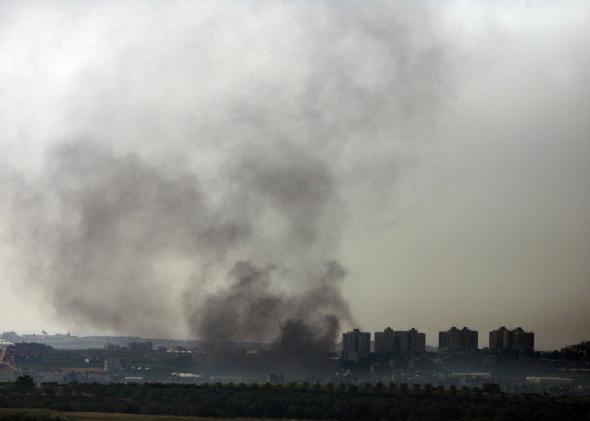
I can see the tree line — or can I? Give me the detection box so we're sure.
[0,376,589,420]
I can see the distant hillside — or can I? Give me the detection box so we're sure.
[0,332,266,351]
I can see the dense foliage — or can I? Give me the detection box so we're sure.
[1,379,589,420]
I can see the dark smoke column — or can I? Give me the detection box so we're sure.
[6,140,354,365]
[188,146,355,372]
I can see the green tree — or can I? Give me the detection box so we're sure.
[13,375,35,392]
[400,383,409,396]
[375,382,384,393]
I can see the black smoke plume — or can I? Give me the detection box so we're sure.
[0,1,451,366]
[5,140,352,357]
[192,260,352,360]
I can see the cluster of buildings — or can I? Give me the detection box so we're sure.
[439,327,478,352]
[341,326,534,361]
[489,327,534,353]
[342,328,426,361]
[374,328,426,356]
[341,329,371,361]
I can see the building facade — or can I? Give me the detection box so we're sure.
[511,327,535,352]
[408,328,426,354]
[341,329,371,361]
[375,328,426,356]
[374,327,395,355]
[439,327,478,352]
[489,326,510,350]
[489,327,534,352]
[392,331,409,355]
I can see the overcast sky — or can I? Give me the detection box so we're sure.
[1,1,589,350]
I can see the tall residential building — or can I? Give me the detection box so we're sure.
[489,327,534,353]
[489,326,511,350]
[374,327,395,355]
[378,328,426,356]
[393,331,410,355]
[408,328,426,354]
[511,327,535,353]
[439,327,478,352]
[341,329,371,361]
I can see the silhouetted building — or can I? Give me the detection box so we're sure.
[393,331,409,355]
[511,327,534,352]
[489,326,510,350]
[489,327,534,352]
[439,331,451,350]
[439,327,478,352]
[464,327,478,350]
[341,329,370,361]
[408,328,426,354]
[374,327,395,355]
[561,341,590,359]
[378,328,426,356]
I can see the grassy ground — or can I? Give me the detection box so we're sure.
[0,409,278,421]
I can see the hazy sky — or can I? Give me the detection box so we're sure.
[1,1,589,350]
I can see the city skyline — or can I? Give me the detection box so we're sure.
[343,325,534,352]
[1,3,590,419]
[2,324,540,352]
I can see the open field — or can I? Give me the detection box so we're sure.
[0,409,276,421]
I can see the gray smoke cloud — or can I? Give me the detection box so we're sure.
[5,139,351,344]
[192,260,351,344]
[0,0,450,349]
[1,1,589,351]
[7,141,245,335]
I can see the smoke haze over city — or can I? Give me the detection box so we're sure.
[1,1,590,351]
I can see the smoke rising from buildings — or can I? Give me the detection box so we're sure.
[5,139,351,347]
[2,2,589,350]
[192,260,351,342]
[0,1,446,347]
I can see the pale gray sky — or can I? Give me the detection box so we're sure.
[1,1,589,350]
